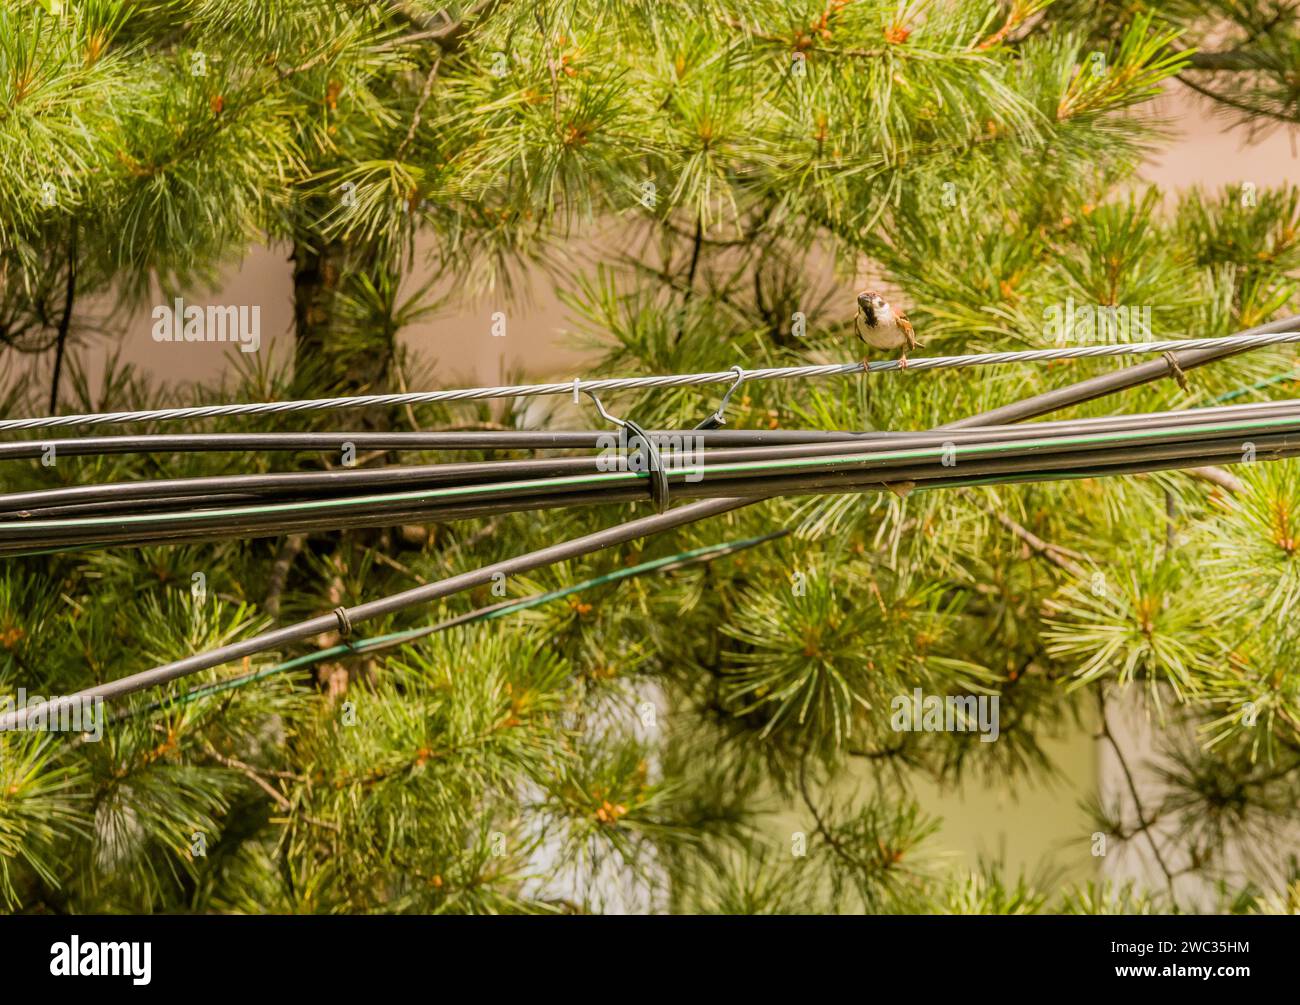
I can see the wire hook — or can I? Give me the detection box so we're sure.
[695,365,747,430]
[585,390,624,429]
[582,391,671,512]
[1162,351,1190,393]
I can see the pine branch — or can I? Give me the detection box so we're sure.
[965,491,1087,578]
[47,222,76,414]
[395,52,443,160]
[265,534,308,618]
[383,0,510,50]
[1097,691,1177,901]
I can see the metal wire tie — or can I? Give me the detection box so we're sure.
[695,365,747,430]
[1162,351,1190,393]
[583,391,671,512]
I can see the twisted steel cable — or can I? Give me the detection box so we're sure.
[4,316,1300,432]
[0,363,857,431]
[881,330,1300,371]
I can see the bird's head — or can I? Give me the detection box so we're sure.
[857,291,886,314]
[857,290,887,324]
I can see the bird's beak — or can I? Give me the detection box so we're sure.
[856,294,870,313]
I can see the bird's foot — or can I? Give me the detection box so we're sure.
[898,353,909,370]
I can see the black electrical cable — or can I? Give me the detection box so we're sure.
[0,493,266,521]
[0,427,887,461]
[8,398,1300,519]
[8,422,1298,555]
[941,314,1300,429]
[0,489,633,557]
[7,412,1292,542]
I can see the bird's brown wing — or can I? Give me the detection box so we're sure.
[897,311,919,350]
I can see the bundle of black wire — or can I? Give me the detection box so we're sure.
[2,398,1295,556]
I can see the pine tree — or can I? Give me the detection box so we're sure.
[2,0,1299,914]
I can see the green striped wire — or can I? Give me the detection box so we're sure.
[1207,369,1300,404]
[141,531,784,715]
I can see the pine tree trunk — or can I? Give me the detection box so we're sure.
[291,234,396,398]
[290,235,344,394]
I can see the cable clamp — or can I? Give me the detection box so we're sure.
[583,391,670,512]
[332,606,354,639]
[1162,351,1190,393]
[695,366,747,431]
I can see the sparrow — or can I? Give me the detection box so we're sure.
[855,291,919,369]
[855,291,920,500]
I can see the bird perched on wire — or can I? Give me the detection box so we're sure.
[855,291,919,369]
